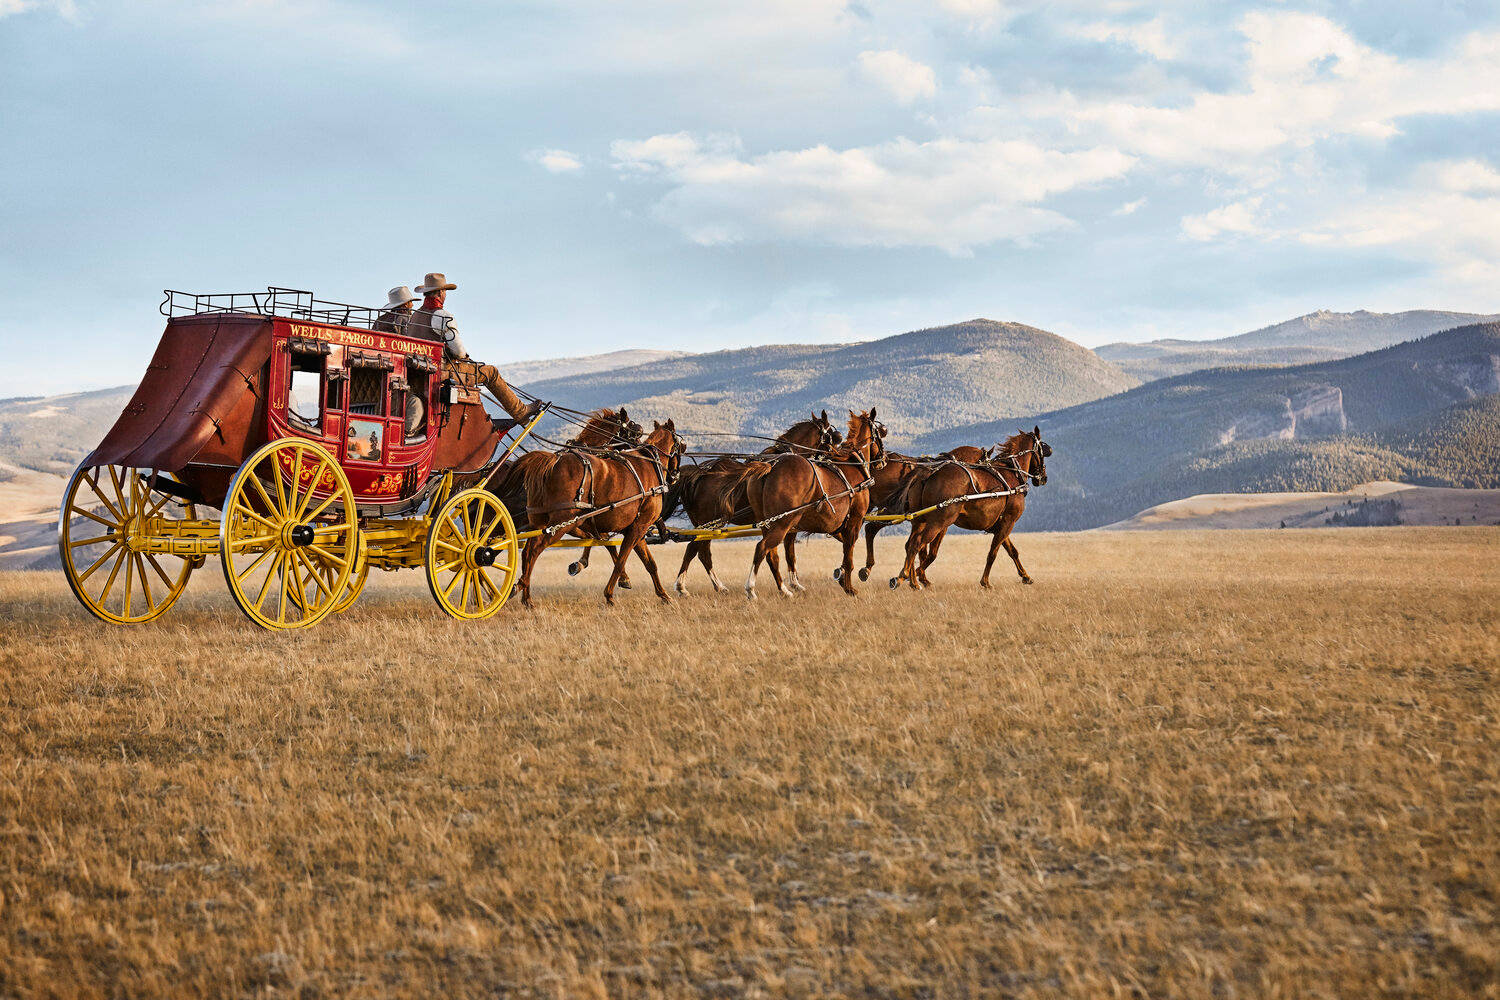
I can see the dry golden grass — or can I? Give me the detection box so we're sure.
[1,528,1496,999]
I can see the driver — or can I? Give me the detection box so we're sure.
[407,272,541,423]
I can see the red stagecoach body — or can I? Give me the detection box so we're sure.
[87,295,509,511]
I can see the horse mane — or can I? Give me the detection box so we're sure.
[571,407,627,446]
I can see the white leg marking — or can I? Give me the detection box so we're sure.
[744,568,757,599]
[709,570,728,593]
[674,572,689,596]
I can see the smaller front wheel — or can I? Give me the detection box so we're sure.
[425,489,518,620]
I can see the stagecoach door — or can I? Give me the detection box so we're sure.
[341,353,398,464]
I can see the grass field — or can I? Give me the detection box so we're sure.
[1,528,1496,998]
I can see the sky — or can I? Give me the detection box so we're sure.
[3,0,1499,395]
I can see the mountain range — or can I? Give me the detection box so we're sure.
[921,323,1500,530]
[1096,309,1500,382]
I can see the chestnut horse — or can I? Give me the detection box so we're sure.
[665,414,842,595]
[519,420,684,606]
[895,427,1050,589]
[740,409,885,598]
[857,444,992,582]
[487,407,644,583]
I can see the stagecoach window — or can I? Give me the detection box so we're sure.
[348,367,384,416]
[288,354,323,431]
[405,370,430,442]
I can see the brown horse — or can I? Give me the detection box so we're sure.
[664,414,842,595]
[740,409,885,598]
[519,420,684,606]
[895,427,1050,590]
[857,444,992,582]
[486,407,644,583]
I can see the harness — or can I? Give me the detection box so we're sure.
[755,449,876,531]
[540,443,673,537]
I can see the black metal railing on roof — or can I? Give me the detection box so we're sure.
[160,287,387,331]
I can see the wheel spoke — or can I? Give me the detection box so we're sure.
[70,505,117,529]
[85,470,124,522]
[142,491,174,520]
[250,473,281,519]
[435,539,464,556]
[253,552,284,612]
[233,502,278,531]
[134,552,153,610]
[276,554,291,623]
[303,489,339,524]
[443,568,465,598]
[77,540,125,583]
[296,550,333,600]
[231,533,279,550]
[459,570,472,612]
[477,570,500,602]
[430,557,461,575]
[236,546,276,584]
[145,553,175,589]
[271,454,289,515]
[304,547,349,570]
[98,547,127,605]
[68,533,115,549]
[123,550,134,618]
[106,467,130,522]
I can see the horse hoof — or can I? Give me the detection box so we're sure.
[832,567,843,581]
[888,577,900,590]
[567,562,582,577]
[858,568,870,582]
[619,579,632,590]
[1022,577,1034,585]
[675,584,689,596]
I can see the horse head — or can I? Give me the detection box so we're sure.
[1003,425,1050,486]
[647,419,685,478]
[845,407,887,469]
[814,409,844,451]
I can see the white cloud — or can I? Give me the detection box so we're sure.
[530,148,585,174]
[1,0,77,19]
[611,133,1132,255]
[857,50,938,105]
[1048,13,1500,168]
[1112,197,1146,217]
[1181,197,1264,241]
[1073,16,1176,60]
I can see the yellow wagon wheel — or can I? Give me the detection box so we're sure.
[58,463,196,624]
[425,488,519,620]
[220,439,356,631]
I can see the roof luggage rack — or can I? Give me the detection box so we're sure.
[160,286,386,331]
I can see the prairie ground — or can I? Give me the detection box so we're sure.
[0,528,1496,999]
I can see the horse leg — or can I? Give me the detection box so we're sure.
[763,526,794,598]
[602,525,648,606]
[837,522,860,596]
[519,530,550,606]
[608,543,632,588]
[699,541,729,593]
[632,538,672,603]
[916,525,950,589]
[674,539,700,596]
[1002,533,1032,584]
[746,534,770,601]
[567,539,591,577]
[784,534,805,593]
[898,519,926,590]
[979,531,1005,589]
[859,520,881,581]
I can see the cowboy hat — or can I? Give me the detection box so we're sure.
[384,285,418,309]
[415,272,457,294]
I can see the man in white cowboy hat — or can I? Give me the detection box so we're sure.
[374,284,417,334]
[408,271,540,422]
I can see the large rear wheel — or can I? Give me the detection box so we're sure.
[220,439,356,630]
[58,463,195,624]
[425,489,519,620]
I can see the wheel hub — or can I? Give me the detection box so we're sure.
[282,523,316,547]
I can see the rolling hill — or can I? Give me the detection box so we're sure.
[524,319,1137,447]
[922,323,1500,531]
[1096,309,1500,382]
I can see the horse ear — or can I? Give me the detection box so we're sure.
[618,407,628,420]
[849,409,857,419]
[869,406,877,420]
[1033,425,1041,437]
[820,409,828,421]
[666,418,675,430]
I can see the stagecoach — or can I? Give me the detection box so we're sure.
[58,288,543,629]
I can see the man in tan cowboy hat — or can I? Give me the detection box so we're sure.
[408,272,540,422]
[374,285,417,334]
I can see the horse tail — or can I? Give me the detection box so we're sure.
[718,460,772,519]
[884,465,932,515]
